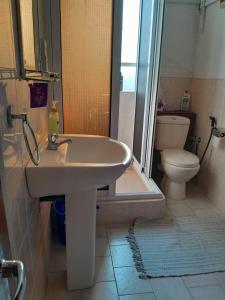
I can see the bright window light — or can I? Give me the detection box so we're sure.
[121,0,140,91]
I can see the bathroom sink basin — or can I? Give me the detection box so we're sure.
[26,134,132,290]
[26,134,131,197]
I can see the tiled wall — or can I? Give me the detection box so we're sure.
[159,77,192,111]
[190,2,225,212]
[158,0,199,109]
[0,1,50,299]
[160,0,199,78]
[191,79,225,212]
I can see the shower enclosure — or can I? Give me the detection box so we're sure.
[115,0,165,198]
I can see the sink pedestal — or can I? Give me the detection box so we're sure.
[65,189,97,290]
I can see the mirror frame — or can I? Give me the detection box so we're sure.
[10,0,59,82]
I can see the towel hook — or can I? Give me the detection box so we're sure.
[6,105,40,166]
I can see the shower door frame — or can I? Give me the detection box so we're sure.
[140,0,165,178]
[110,0,123,140]
[108,0,123,196]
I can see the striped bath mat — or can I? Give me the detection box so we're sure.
[127,215,225,279]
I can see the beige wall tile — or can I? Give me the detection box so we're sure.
[159,77,192,110]
[191,78,225,213]
[0,1,50,299]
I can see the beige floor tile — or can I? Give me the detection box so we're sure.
[186,183,204,198]
[185,197,214,209]
[107,227,129,246]
[189,285,225,300]
[151,277,192,300]
[119,293,156,300]
[47,271,67,286]
[167,198,183,205]
[114,267,153,296]
[214,272,225,290]
[193,208,222,218]
[95,257,115,282]
[182,274,218,287]
[45,285,82,300]
[111,245,134,267]
[168,202,194,217]
[48,243,66,272]
[46,273,118,300]
[83,281,119,300]
[45,271,82,300]
[96,237,110,257]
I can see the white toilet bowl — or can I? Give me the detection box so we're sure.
[161,149,200,200]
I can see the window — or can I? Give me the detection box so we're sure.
[121,0,141,91]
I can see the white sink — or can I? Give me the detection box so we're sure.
[26,134,132,290]
[26,135,131,196]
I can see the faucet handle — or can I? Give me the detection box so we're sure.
[48,134,57,144]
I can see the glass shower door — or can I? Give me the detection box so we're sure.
[133,0,155,164]
[60,0,113,136]
[133,0,164,176]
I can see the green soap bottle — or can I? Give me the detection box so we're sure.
[49,101,59,135]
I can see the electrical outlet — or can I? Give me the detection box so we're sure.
[220,0,225,8]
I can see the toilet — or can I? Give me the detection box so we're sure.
[155,115,200,200]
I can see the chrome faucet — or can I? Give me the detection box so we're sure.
[47,134,72,150]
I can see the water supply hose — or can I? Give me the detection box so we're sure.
[200,127,214,164]
[200,116,217,164]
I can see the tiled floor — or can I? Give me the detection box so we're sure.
[45,183,225,300]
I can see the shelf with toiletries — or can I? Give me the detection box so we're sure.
[24,70,60,83]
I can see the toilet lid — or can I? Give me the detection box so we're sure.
[162,149,199,168]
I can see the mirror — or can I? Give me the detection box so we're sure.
[13,0,59,81]
[19,0,38,70]
[0,0,18,80]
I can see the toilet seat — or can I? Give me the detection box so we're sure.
[162,149,199,168]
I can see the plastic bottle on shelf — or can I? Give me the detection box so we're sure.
[180,91,191,111]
